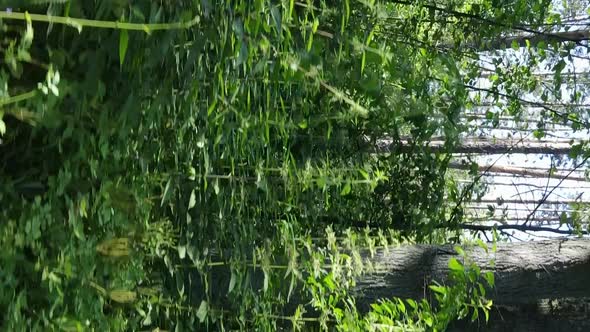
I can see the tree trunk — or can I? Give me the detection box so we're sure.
[471,198,589,205]
[456,223,587,236]
[378,139,574,155]
[448,163,588,182]
[195,239,590,305]
[450,298,590,332]
[479,71,590,84]
[478,29,590,51]
[445,139,571,154]
[352,239,590,309]
[460,180,590,189]
[181,239,590,329]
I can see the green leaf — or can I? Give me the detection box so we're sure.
[478,283,486,297]
[119,30,129,68]
[196,300,208,322]
[271,5,282,34]
[0,118,5,136]
[484,271,495,287]
[340,182,351,196]
[213,180,220,195]
[429,285,447,294]
[17,49,31,62]
[397,299,406,313]
[232,18,244,38]
[72,219,85,240]
[344,0,350,22]
[306,33,314,51]
[23,12,34,48]
[553,59,566,73]
[316,176,327,190]
[130,6,146,22]
[448,258,464,272]
[188,189,196,209]
[361,52,366,74]
[178,245,186,259]
[288,0,295,18]
[323,274,336,291]
[511,40,519,50]
[359,169,369,180]
[142,314,152,326]
[207,98,217,116]
[161,178,173,207]
[454,245,465,256]
[476,239,488,253]
[237,42,248,66]
[532,129,544,139]
[228,271,237,294]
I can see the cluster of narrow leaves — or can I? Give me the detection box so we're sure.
[0,0,559,330]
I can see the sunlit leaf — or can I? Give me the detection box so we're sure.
[340,182,351,196]
[429,285,447,294]
[448,258,464,272]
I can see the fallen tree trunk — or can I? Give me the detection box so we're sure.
[185,239,590,311]
[352,239,590,308]
[175,239,590,330]
[450,297,590,332]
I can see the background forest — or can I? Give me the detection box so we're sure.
[1,0,589,331]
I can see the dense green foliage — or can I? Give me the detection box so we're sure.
[1,0,586,331]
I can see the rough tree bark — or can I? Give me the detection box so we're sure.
[478,29,590,51]
[352,239,590,308]
[183,239,590,330]
[448,162,588,182]
[450,297,590,332]
[377,139,575,155]
[471,198,589,205]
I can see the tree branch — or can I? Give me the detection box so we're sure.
[524,154,590,225]
[456,223,588,235]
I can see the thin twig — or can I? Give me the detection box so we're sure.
[446,135,529,226]
[457,223,588,235]
[523,154,590,225]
